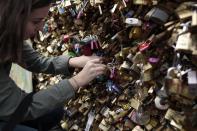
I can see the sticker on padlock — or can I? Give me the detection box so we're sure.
[125,18,142,26]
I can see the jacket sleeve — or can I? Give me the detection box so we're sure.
[20,42,73,76]
[25,79,75,120]
[0,67,75,121]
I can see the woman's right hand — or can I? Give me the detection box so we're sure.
[69,58,107,90]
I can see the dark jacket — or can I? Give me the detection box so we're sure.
[0,42,75,121]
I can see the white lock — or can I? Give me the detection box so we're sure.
[175,22,193,52]
[125,18,142,26]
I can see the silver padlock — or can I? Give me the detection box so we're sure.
[175,22,193,53]
[145,6,170,25]
[188,70,197,97]
[125,18,142,26]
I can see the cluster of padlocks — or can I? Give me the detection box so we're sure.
[33,0,197,130]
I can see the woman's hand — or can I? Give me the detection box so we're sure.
[69,58,107,90]
[69,55,101,68]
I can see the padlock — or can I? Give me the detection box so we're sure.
[164,108,186,130]
[132,52,146,64]
[133,0,152,5]
[126,53,133,62]
[125,18,142,26]
[154,88,169,110]
[100,106,110,118]
[141,63,153,82]
[165,67,195,99]
[129,27,142,39]
[90,0,104,15]
[191,34,197,56]
[77,0,88,19]
[145,6,170,25]
[187,70,197,97]
[124,118,135,130]
[175,22,193,53]
[142,69,153,82]
[120,61,131,70]
[129,98,141,110]
[145,118,158,131]
[164,67,183,95]
[110,3,118,14]
[192,8,197,27]
[185,2,197,27]
[113,110,129,122]
[130,109,150,126]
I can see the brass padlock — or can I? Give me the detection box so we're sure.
[164,67,183,95]
[129,27,142,39]
[164,67,195,99]
[164,108,186,130]
[132,52,146,65]
[142,63,153,82]
[119,61,131,70]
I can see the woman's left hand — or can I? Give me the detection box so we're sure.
[69,55,101,68]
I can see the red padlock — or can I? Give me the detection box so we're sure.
[138,40,152,52]
[81,44,93,56]
[63,35,70,43]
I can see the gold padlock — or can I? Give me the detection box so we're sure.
[119,61,131,70]
[129,27,143,39]
[142,63,153,82]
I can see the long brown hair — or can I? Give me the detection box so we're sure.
[0,0,55,64]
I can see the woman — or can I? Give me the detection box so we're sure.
[0,0,106,130]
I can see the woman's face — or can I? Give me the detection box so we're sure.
[24,5,50,40]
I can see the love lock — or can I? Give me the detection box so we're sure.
[164,67,183,95]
